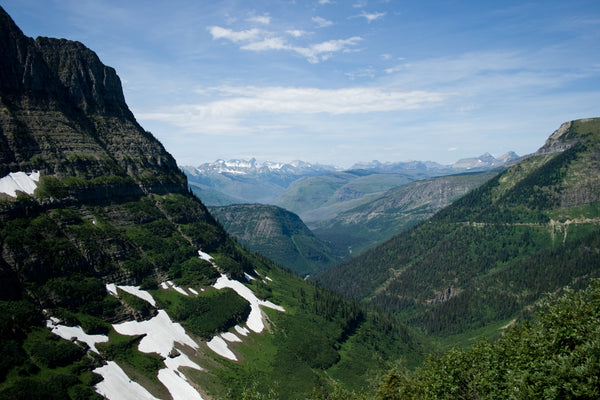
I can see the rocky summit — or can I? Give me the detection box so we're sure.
[0,7,184,194]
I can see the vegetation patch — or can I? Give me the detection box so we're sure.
[153,288,250,339]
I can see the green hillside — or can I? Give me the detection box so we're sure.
[305,279,600,399]
[318,118,600,339]
[0,8,424,399]
[275,170,420,219]
[210,204,343,276]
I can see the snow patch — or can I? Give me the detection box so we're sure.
[113,310,198,357]
[94,361,160,400]
[111,285,157,307]
[0,171,40,197]
[198,250,213,262]
[189,288,199,295]
[213,274,285,333]
[207,336,237,361]
[106,283,118,296]
[157,368,204,400]
[162,280,189,296]
[235,325,250,336]
[221,332,242,343]
[46,319,108,354]
[111,308,205,399]
[244,272,255,281]
[159,353,204,400]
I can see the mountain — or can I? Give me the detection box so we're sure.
[0,8,423,399]
[275,170,428,221]
[209,204,342,276]
[183,158,338,205]
[311,169,500,256]
[350,151,520,172]
[451,151,520,170]
[183,153,519,208]
[317,117,600,339]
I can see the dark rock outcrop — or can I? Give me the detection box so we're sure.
[0,6,186,196]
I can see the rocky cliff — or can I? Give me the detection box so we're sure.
[0,7,184,195]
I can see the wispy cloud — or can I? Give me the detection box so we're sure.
[247,13,271,25]
[296,37,363,63]
[139,85,451,133]
[354,10,386,23]
[312,16,333,28]
[208,26,262,42]
[208,26,361,63]
[286,29,307,37]
[241,37,288,51]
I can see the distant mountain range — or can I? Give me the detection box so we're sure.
[182,152,520,207]
[350,151,520,172]
[184,153,519,273]
[182,159,337,205]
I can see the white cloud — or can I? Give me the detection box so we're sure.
[139,85,450,135]
[319,0,333,4]
[247,13,271,25]
[241,36,289,51]
[208,26,262,42]
[312,16,333,28]
[355,10,386,22]
[286,29,307,37]
[208,25,361,63]
[295,36,362,63]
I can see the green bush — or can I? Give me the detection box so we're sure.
[175,257,219,286]
[23,328,86,369]
[384,280,600,399]
[168,288,250,339]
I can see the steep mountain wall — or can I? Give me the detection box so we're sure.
[0,7,185,194]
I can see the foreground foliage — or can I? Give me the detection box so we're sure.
[369,279,600,400]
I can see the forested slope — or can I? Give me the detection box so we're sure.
[318,118,600,337]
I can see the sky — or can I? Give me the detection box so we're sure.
[3,0,600,168]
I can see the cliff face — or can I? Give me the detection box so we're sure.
[0,5,204,289]
[0,7,184,194]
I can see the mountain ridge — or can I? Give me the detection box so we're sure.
[0,7,423,399]
[209,204,342,276]
[183,152,519,207]
[317,117,600,338]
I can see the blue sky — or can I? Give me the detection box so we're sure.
[3,0,600,168]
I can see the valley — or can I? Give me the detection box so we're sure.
[1,4,599,400]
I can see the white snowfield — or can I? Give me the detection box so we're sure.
[108,284,157,307]
[207,336,237,361]
[113,310,199,357]
[213,274,286,333]
[95,361,160,400]
[46,250,284,400]
[0,171,40,197]
[45,317,108,353]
